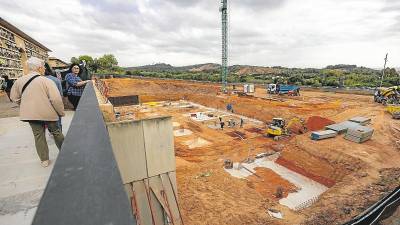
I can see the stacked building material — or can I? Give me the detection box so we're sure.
[349,117,371,126]
[310,130,338,140]
[344,126,374,143]
[325,121,361,134]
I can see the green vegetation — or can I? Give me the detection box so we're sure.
[70,54,123,74]
[68,56,399,88]
[125,65,399,88]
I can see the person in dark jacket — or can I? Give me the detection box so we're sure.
[65,63,90,110]
[44,63,63,131]
[2,75,14,102]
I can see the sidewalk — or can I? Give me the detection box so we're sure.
[0,112,74,225]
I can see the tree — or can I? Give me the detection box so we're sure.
[91,58,100,73]
[70,57,79,64]
[78,55,94,66]
[98,54,118,71]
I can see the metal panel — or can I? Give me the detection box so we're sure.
[142,117,176,177]
[349,117,371,125]
[148,176,170,225]
[107,121,148,183]
[325,121,362,134]
[132,180,155,225]
[168,171,178,194]
[124,183,133,199]
[160,173,183,224]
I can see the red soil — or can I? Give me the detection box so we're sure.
[247,167,297,199]
[306,116,335,131]
[276,157,336,187]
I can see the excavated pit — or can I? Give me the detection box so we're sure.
[100,78,400,225]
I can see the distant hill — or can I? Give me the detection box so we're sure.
[122,63,396,87]
[125,63,283,75]
[126,63,175,72]
[126,63,220,72]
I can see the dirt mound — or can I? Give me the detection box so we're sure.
[306,116,335,131]
[287,120,307,134]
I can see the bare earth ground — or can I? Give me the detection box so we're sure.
[102,78,400,225]
[0,92,19,118]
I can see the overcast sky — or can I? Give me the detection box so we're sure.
[1,0,399,68]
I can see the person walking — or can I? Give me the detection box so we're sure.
[65,63,90,110]
[10,57,65,167]
[44,62,63,131]
[1,75,14,102]
[240,118,244,128]
[220,121,225,130]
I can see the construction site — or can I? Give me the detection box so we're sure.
[90,77,400,225]
[1,1,399,224]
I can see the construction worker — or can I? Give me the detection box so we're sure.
[227,103,233,113]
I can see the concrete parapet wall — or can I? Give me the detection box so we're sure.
[93,82,115,122]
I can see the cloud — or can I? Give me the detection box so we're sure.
[0,0,399,68]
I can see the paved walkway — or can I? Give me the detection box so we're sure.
[0,112,74,225]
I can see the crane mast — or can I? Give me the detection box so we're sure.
[380,53,388,87]
[220,0,228,92]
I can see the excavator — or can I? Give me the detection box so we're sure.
[265,117,307,137]
[374,86,400,105]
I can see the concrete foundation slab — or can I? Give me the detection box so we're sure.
[189,111,215,122]
[224,157,328,211]
[173,129,193,137]
[184,137,210,149]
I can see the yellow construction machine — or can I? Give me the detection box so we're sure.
[386,104,400,119]
[374,86,400,105]
[265,118,286,136]
[265,117,307,137]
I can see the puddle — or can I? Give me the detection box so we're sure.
[224,157,328,210]
[173,129,193,137]
[184,137,210,149]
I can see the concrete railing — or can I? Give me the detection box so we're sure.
[31,82,136,225]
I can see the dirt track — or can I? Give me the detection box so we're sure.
[104,78,400,225]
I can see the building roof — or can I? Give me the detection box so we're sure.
[0,17,51,52]
[48,57,69,66]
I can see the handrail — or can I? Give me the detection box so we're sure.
[31,82,136,225]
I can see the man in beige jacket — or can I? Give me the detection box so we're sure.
[11,57,65,167]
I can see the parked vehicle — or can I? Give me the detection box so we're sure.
[267,84,300,96]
